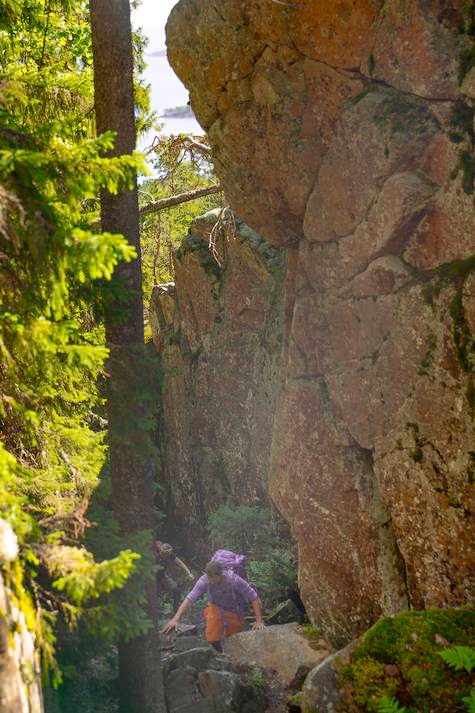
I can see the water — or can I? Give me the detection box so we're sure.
[138,54,203,153]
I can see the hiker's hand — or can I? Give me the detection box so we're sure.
[252,621,265,630]
[188,573,194,580]
[162,618,179,635]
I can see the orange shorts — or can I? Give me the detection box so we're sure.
[203,603,245,642]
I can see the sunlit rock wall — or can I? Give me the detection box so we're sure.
[166,0,475,640]
[151,210,286,548]
[0,520,43,713]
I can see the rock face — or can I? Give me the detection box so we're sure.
[151,209,286,546]
[165,1,475,639]
[0,520,43,713]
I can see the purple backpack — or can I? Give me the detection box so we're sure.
[211,549,248,581]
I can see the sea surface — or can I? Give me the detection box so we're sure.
[138,53,203,154]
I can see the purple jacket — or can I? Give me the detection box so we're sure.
[186,572,258,614]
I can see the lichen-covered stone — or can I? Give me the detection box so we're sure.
[0,519,43,713]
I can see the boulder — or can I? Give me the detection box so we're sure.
[198,670,241,713]
[308,609,475,713]
[163,644,264,713]
[224,623,332,685]
[164,647,215,677]
[165,666,206,713]
[301,642,356,713]
[173,637,212,653]
[301,655,341,713]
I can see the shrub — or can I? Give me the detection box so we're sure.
[208,504,274,556]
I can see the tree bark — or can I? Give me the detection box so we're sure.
[89,2,165,712]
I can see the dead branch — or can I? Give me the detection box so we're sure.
[208,206,236,267]
[145,133,212,160]
[90,183,223,230]
[139,183,223,218]
[39,494,94,540]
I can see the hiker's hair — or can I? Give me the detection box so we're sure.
[158,542,173,556]
[205,560,223,577]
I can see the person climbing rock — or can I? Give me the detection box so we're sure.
[162,560,265,651]
[155,541,194,611]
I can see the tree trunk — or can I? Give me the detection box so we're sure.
[89,2,165,712]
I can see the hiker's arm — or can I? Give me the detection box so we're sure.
[251,597,265,630]
[162,575,207,634]
[162,599,192,634]
[175,557,194,579]
[234,577,265,629]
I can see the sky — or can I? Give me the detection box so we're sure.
[132,0,179,48]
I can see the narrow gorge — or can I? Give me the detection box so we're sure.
[152,0,475,644]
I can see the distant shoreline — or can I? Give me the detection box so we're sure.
[159,112,195,119]
[160,104,195,119]
[148,49,167,57]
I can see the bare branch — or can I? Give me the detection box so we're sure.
[139,183,223,218]
[90,183,223,230]
[208,206,236,267]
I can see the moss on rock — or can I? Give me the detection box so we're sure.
[339,609,475,712]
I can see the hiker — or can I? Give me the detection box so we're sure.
[155,541,194,610]
[162,559,265,651]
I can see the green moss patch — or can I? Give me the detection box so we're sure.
[339,609,475,712]
[300,624,322,639]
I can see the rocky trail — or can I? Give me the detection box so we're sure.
[159,619,333,713]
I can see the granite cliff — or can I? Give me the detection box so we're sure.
[154,0,475,640]
[151,209,286,551]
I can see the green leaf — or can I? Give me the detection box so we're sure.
[439,646,475,674]
[377,696,408,713]
[463,690,475,713]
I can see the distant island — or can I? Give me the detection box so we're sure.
[160,104,195,119]
[148,49,167,57]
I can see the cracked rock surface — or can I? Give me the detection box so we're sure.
[164,0,475,640]
[151,210,286,554]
